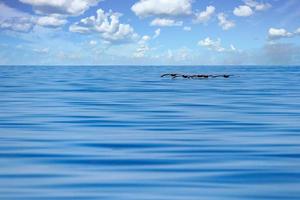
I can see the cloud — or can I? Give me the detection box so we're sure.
[0,17,34,32]
[262,42,300,65]
[244,0,271,11]
[150,18,183,27]
[133,44,150,58]
[0,2,34,32]
[183,26,191,31]
[0,2,70,31]
[36,15,67,27]
[153,28,160,39]
[69,9,138,44]
[268,28,293,40]
[57,51,82,60]
[161,47,194,63]
[33,47,49,53]
[134,35,151,58]
[19,0,100,16]
[217,13,235,30]
[131,0,192,17]
[267,27,300,41]
[140,35,151,43]
[134,28,162,58]
[198,37,236,52]
[234,0,271,17]
[89,40,98,46]
[195,5,215,23]
[233,5,253,17]
[230,44,236,51]
[198,37,225,52]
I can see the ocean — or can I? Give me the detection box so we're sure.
[0,66,300,200]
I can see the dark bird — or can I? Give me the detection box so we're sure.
[161,73,233,79]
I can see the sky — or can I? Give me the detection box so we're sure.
[0,0,300,65]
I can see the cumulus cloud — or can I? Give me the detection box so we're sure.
[89,40,98,46]
[153,28,160,39]
[198,37,236,52]
[134,44,150,58]
[183,26,191,31]
[268,28,293,40]
[195,5,215,23]
[33,47,49,53]
[0,2,72,31]
[198,37,225,52]
[36,15,67,27]
[131,0,192,17]
[230,44,236,51]
[0,17,34,32]
[140,35,151,43]
[244,0,271,11]
[150,18,183,27]
[233,5,253,17]
[0,2,34,32]
[234,0,271,17]
[134,35,151,58]
[217,13,235,30]
[69,9,138,44]
[19,0,100,16]
[134,28,162,58]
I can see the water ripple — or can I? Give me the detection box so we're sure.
[0,66,300,200]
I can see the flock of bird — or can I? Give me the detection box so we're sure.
[161,73,233,79]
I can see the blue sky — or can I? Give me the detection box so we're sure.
[0,0,300,65]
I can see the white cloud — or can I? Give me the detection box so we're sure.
[33,47,49,53]
[19,0,100,16]
[295,28,300,35]
[69,9,138,44]
[89,40,98,46]
[134,28,162,58]
[198,37,237,52]
[230,44,236,51]
[36,16,67,27]
[133,44,150,58]
[198,37,225,52]
[0,2,71,31]
[233,5,253,17]
[163,47,193,63]
[183,26,191,31]
[131,0,192,17]
[150,18,183,27]
[195,5,215,23]
[57,51,82,60]
[140,35,151,43]
[0,2,35,32]
[268,28,293,40]
[134,35,151,58]
[0,17,34,32]
[153,28,160,38]
[234,0,271,17]
[217,13,235,30]
[244,0,271,11]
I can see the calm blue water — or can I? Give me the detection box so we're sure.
[0,66,300,200]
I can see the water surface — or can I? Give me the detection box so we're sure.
[0,66,300,200]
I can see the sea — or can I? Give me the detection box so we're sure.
[0,66,300,200]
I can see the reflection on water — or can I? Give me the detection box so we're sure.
[0,66,300,200]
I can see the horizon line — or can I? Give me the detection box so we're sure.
[1,64,300,67]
